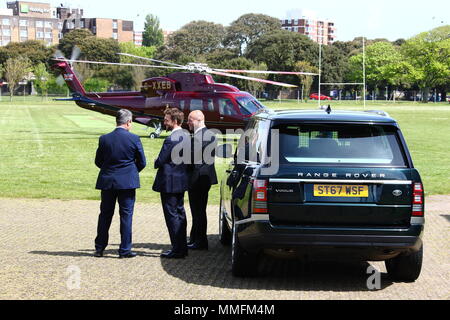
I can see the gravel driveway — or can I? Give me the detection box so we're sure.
[0,196,448,300]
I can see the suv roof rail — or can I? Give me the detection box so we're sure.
[364,110,390,117]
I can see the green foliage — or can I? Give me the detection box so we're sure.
[211,57,267,92]
[142,14,164,47]
[79,37,121,63]
[84,78,111,92]
[58,29,94,58]
[348,42,404,89]
[246,30,318,87]
[119,42,155,63]
[224,13,281,56]
[33,63,50,97]
[4,56,32,100]
[401,26,450,101]
[47,77,68,95]
[166,20,226,57]
[294,61,319,98]
[0,40,53,67]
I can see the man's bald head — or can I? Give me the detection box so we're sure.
[188,110,206,132]
[189,110,205,121]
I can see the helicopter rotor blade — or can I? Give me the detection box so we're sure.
[213,69,318,76]
[53,58,187,70]
[71,46,81,61]
[209,70,298,88]
[54,49,65,60]
[117,53,185,68]
[55,75,66,87]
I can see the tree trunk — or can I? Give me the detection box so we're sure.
[422,87,430,103]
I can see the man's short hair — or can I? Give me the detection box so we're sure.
[116,109,133,126]
[164,107,184,125]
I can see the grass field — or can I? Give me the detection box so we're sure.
[0,96,449,204]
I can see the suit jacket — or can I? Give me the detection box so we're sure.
[152,129,190,194]
[95,128,146,190]
[189,127,218,187]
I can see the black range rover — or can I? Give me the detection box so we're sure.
[219,109,424,281]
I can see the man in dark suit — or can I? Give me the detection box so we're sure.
[94,109,146,258]
[187,110,218,250]
[153,108,190,259]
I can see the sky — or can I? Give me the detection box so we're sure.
[5,0,449,41]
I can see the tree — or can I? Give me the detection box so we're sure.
[210,57,268,93]
[58,29,94,58]
[401,26,450,102]
[247,30,318,88]
[224,13,281,56]
[294,61,319,100]
[119,42,156,63]
[0,40,53,67]
[347,42,404,91]
[4,56,32,101]
[79,37,121,63]
[33,63,50,100]
[166,21,226,57]
[142,14,164,47]
[118,42,157,90]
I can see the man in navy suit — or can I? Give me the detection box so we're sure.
[94,109,146,258]
[153,108,190,259]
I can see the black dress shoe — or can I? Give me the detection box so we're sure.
[160,250,187,259]
[119,252,137,259]
[94,250,104,258]
[187,243,208,250]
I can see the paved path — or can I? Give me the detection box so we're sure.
[0,196,448,300]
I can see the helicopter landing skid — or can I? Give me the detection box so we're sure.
[149,122,162,139]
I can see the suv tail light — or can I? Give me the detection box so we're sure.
[252,179,268,214]
[412,182,424,217]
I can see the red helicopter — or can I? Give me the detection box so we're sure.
[53,53,317,138]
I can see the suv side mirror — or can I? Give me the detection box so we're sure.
[216,144,233,159]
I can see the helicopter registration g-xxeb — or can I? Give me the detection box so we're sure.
[53,53,317,138]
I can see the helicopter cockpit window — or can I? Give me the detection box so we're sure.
[236,97,261,116]
[190,99,204,111]
[219,99,238,116]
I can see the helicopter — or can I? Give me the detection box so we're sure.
[53,52,317,138]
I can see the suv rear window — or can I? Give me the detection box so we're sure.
[276,123,407,166]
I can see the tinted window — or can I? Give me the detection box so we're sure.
[207,99,214,111]
[190,99,203,111]
[236,96,262,115]
[219,99,238,116]
[276,124,406,166]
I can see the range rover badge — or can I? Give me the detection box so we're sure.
[393,190,403,197]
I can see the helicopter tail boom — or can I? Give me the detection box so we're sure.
[53,61,86,96]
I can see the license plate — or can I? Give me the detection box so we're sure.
[314,185,369,197]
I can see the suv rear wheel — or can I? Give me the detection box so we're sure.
[231,224,258,277]
[385,245,423,282]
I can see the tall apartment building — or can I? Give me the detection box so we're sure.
[0,1,135,46]
[281,9,336,45]
[0,1,59,46]
[60,13,134,43]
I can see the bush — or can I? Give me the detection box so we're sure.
[84,78,110,92]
